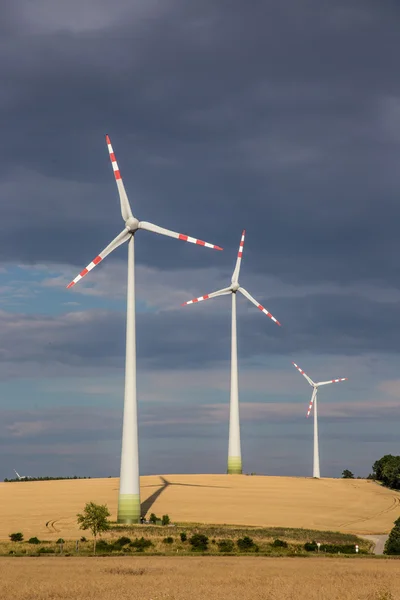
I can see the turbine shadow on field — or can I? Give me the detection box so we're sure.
[141,476,229,517]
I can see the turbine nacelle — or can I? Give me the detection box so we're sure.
[125,216,140,232]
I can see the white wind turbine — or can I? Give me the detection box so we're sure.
[292,362,348,479]
[67,135,222,523]
[182,230,281,474]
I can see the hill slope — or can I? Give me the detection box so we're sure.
[1,474,399,540]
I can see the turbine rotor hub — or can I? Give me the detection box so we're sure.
[231,282,240,292]
[125,217,139,232]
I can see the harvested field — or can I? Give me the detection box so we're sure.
[1,474,399,540]
[2,556,400,600]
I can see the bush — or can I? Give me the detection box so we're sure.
[163,537,174,544]
[96,540,110,552]
[38,547,55,554]
[28,537,41,545]
[130,537,153,552]
[304,541,318,552]
[161,514,170,526]
[272,539,288,548]
[189,534,209,551]
[180,532,187,542]
[9,532,23,542]
[149,513,158,524]
[237,536,258,552]
[115,536,131,547]
[56,538,65,544]
[218,539,235,553]
[80,536,87,542]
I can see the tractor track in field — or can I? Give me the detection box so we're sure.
[338,495,400,529]
[45,519,61,533]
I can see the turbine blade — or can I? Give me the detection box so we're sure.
[232,229,245,283]
[67,228,130,288]
[317,378,348,386]
[182,287,231,306]
[292,362,315,387]
[307,388,317,418]
[105,135,133,222]
[139,221,223,250]
[238,287,281,326]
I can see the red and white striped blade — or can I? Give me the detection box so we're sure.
[182,287,231,306]
[238,287,281,326]
[232,229,245,282]
[66,229,130,289]
[139,221,222,250]
[292,362,315,386]
[105,135,133,222]
[306,388,317,418]
[317,378,348,386]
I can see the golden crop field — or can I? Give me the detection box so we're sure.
[2,556,400,600]
[1,474,399,541]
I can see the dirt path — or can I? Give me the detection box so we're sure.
[360,535,388,554]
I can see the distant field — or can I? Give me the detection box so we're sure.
[1,474,399,540]
[2,556,400,600]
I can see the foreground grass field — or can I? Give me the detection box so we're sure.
[1,474,399,540]
[2,556,400,600]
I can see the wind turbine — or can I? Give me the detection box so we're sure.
[292,362,347,479]
[67,135,222,523]
[182,230,281,474]
[14,470,29,480]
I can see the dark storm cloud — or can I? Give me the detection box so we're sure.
[1,0,400,287]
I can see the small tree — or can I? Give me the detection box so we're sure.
[77,502,110,554]
[180,532,187,542]
[189,533,209,551]
[162,514,170,526]
[342,469,355,479]
[9,532,23,542]
[385,517,400,554]
[149,513,158,524]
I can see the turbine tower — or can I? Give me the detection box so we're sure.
[67,135,222,523]
[182,230,281,474]
[292,362,347,479]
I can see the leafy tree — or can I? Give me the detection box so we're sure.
[342,469,355,479]
[149,513,158,524]
[162,514,170,526]
[371,455,400,490]
[189,533,209,551]
[9,532,23,542]
[385,517,400,555]
[76,502,110,554]
[237,536,258,552]
[28,537,40,544]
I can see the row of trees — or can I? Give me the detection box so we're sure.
[4,476,92,482]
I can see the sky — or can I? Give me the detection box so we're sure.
[1,0,400,481]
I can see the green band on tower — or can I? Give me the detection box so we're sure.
[118,494,141,524]
[227,456,242,474]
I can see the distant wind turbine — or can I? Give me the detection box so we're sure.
[14,470,29,480]
[67,135,223,523]
[182,230,281,474]
[292,362,347,479]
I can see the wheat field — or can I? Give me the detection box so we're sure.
[2,556,400,600]
[1,474,399,540]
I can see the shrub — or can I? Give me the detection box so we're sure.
[189,533,209,551]
[80,536,87,542]
[96,540,110,552]
[130,537,153,552]
[180,532,187,542]
[218,539,235,553]
[38,547,55,554]
[161,514,170,526]
[237,536,258,552]
[163,537,174,544]
[149,513,158,524]
[272,539,288,548]
[28,537,41,545]
[9,532,23,542]
[115,536,131,547]
[56,538,65,544]
[304,541,318,552]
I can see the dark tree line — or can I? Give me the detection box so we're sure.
[4,476,91,482]
[370,455,400,490]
